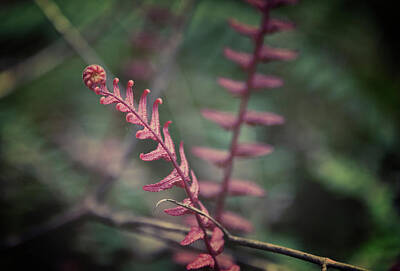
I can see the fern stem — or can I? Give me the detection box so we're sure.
[216,5,271,220]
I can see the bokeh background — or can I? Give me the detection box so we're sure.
[1,0,399,270]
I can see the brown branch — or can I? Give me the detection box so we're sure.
[3,197,368,271]
[146,199,367,271]
[88,204,368,271]
[34,0,106,66]
[227,236,367,271]
[130,222,287,271]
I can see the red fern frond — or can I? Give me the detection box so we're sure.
[228,18,258,39]
[260,45,298,62]
[267,19,295,34]
[235,143,273,158]
[190,170,200,201]
[164,198,193,216]
[224,48,252,69]
[83,64,226,270]
[174,252,235,270]
[210,227,225,254]
[199,180,265,198]
[244,110,284,126]
[191,146,229,167]
[217,77,246,96]
[202,109,284,129]
[180,226,205,246]
[252,73,283,89]
[221,211,253,233]
[201,109,237,130]
[186,254,215,270]
[135,98,162,140]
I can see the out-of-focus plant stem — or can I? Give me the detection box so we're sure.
[215,5,271,221]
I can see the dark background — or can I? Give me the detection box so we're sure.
[1,0,399,270]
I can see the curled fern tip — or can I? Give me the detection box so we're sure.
[83,64,106,92]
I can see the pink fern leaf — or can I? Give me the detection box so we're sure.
[221,211,253,233]
[180,226,205,246]
[174,252,235,270]
[163,121,177,161]
[136,98,162,140]
[142,142,190,191]
[224,48,252,69]
[197,201,213,228]
[100,78,123,105]
[267,19,295,34]
[260,45,298,62]
[187,254,214,270]
[228,18,258,39]
[199,179,265,198]
[125,88,150,125]
[142,168,181,192]
[244,110,284,126]
[138,89,150,123]
[189,170,200,202]
[252,73,283,89]
[139,121,176,162]
[226,179,265,197]
[201,109,236,130]
[116,80,135,112]
[125,79,134,107]
[164,198,193,216]
[217,77,246,96]
[202,109,284,129]
[191,146,229,167]
[198,181,220,198]
[210,227,225,255]
[179,142,189,178]
[140,143,169,161]
[126,112,140,126]
[235,143,273,158]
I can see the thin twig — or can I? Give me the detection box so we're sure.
[156,198,230,236]
[34,0,106,66]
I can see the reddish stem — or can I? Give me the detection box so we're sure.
[215,6,271,221]
[99,90,220,270]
